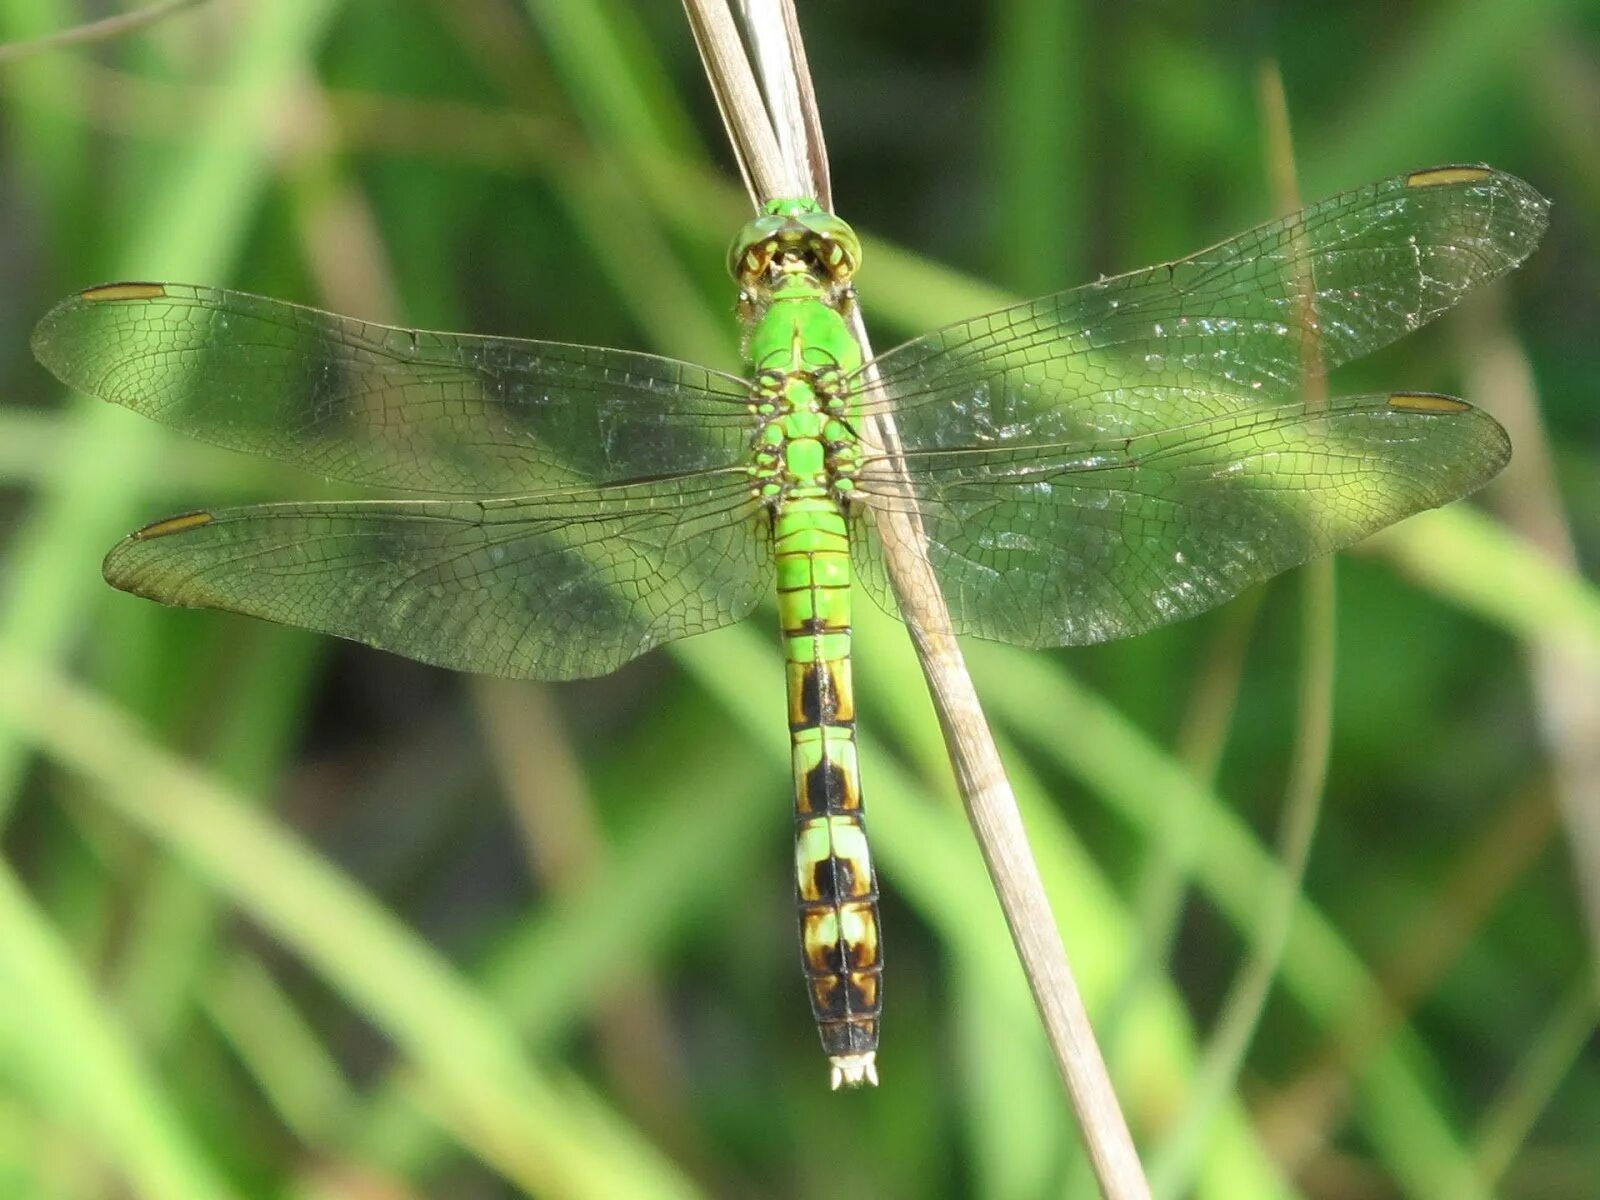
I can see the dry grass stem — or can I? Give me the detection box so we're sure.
[681,0,791,203]
[688,2,1150,1195]
[1464,294,1600,974]
[0,0,207,65]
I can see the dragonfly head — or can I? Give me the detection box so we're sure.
[728,198,862,291]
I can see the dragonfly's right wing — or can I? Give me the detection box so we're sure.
[848,165,1544,646]
[855,167,1547,448]
[852,392,1508,647]
[103,471,770,680]
[33,283,753,495]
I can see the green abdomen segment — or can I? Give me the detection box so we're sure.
[776,500,882,1087]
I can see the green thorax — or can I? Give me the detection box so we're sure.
[731,200,865,506]
[746,272,863,378]
[745,273,863,505]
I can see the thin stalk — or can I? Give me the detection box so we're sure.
[1104,591,1261,1058]
[681,0,790,202]
[979,643,1493,1200]
[474,679,695,1157]
[1471,973,1599,1184]
[1254,774,1558,1173]
[684,2,1150,1195]
[773,0,830,210]
[857,327,1147,1200]
[202,953,359,1144]
[0,0,206,65]
[1149,62,1337,1198]
[1460,286,1600,976]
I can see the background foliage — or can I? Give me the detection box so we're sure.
[0,1,1597,1197]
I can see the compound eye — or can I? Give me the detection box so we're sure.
[728,240,768,284]
[728,214,789,281]
[799,214,863,280]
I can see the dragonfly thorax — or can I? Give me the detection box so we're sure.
[749,398,860,505]
[747,341,862,508]
[741,217,864,497]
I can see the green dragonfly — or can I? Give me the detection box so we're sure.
[32,164,1547,1088]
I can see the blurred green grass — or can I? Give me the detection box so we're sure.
[0,1,1597,1198]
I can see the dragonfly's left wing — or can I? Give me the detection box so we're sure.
[104,471,769,680]
[852,392,1507,647]
[33,283,753,495]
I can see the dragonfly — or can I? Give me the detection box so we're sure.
[33,164,1547,1088]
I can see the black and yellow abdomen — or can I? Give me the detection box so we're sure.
[775,500,882,1087]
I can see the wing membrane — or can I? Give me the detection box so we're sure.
[853,393,1508,646]
[104,472,770,679]
[33,283,753,494]
[857,167,1547,450]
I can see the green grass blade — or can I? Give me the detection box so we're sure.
[1149,557,1336,1199]
[0,862,241,1200]
[0,0,346,816]
[345,724,775,1176]
[985,0,1087,292]
[521,0,700,166]
[1305,0,1580,192]
[202,952,359,1144]
[1471,974,1598,1183]
[1371,507,1600,667]
[970,644,1496,1199]
[0,657,708,1200]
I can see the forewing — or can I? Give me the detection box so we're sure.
[853,393,1509,646]
[858,167,1547,450]
[104,472,770,680]
[33,283,753,494]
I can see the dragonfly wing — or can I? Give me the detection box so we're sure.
[857,167,1547,449]
[852,393,1508,647]
[33,283,753,494]
[105,472,770,679]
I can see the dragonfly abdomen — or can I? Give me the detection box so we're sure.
[775,500,882,1088]
[733,200,878,1086]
